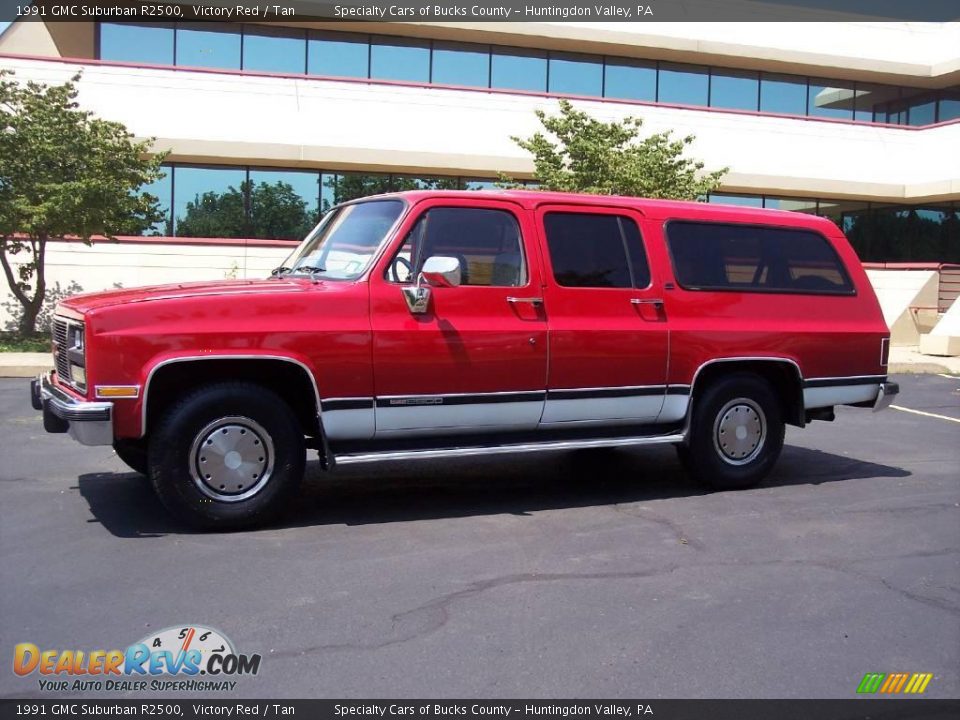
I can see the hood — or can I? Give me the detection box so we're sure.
[59,278,311,315]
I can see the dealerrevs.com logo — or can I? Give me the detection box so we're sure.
[13,625,261,693]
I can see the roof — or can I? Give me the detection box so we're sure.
[368,189,833,228]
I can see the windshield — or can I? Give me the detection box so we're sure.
[280,199,405,280]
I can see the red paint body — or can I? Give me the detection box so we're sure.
[54,190,889,441]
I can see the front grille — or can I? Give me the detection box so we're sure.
[52,318,70,382]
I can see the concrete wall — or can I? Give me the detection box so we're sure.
[865,269,940,346]
[920,297,960,357]
[0,239,290,330]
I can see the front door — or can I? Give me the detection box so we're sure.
[535,205,670,425]
[369,198,548,437]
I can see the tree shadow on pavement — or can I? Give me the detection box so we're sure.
[76,443,910,538]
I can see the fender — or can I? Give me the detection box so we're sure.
[677,356,805,442]
[139,352,324,439]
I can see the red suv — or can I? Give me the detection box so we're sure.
[30,190,897,529]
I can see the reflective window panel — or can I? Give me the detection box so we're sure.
[759,73,807,115]
[431,42,490,87]
[603,59,657,102]
[308,32,369,78]
[242,26,306,74]
[657,63,709,106]
[808,79,854,120]
[99,23,174,65]
[939,90,960,122]
[247,169,320,240]
[172,166,248,237]
[370,38,430,82]
[491,48,548,92]
[176,23,241,70]
[708,194,763,208]
[548,53,603,96]
[140,168,173,236]
[710,69,759,111]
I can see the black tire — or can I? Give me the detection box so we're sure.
[677,373,785,490]
[113,438,149,475]
[148,382,306,530]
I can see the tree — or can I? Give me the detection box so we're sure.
[323,174,461,211]
[0,71,165,333]
[175,180,315,240]
[502,99,727,200]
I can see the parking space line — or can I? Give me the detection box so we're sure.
[891,405,960,424]
[937,373,958,379]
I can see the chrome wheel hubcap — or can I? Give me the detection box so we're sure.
[189,416,275,502]
[713,398,766,466]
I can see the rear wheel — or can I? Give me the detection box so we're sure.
[113,439,148,475]
[148,382,305,530]
[677,373,785,490]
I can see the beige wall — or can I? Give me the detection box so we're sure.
[1,56,958,203]
[0,240,290,329]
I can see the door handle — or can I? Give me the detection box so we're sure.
[630,298,664,307]
[507,296,544,306]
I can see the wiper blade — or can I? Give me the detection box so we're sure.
[270,266,292,276]
[295,265,326,274]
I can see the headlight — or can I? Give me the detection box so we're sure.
[70,364,86,389]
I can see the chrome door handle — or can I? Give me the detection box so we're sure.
[507,297,544,306]
[630,298,664,307]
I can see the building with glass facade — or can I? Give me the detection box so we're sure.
[1,17,958,262]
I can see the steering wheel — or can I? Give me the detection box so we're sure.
[389,256,413,283]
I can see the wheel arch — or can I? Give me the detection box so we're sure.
[685,357,806,433]
[140,355,323,439]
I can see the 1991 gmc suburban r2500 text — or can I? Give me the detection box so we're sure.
[29,190,898,529]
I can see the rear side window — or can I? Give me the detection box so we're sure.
[543,212,650,288]
[665,221,854,295]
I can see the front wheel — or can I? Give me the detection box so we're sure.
[677,373,785,491]
[148,382,306,530]
[113,438,149,475]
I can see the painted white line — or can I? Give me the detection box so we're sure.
[936,373,957,379]
[891,405,960,424]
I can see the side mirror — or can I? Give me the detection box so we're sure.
[401,256,462,314]
[421,256,462,288]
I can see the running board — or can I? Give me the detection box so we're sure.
[333,432,685,466]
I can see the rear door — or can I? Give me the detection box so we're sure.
[535,204,669,425]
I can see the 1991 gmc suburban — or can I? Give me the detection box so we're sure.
[29,190,898,529]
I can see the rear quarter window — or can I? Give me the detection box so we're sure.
[665,220,854,295]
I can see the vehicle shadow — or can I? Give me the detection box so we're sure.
[76,443,911,538]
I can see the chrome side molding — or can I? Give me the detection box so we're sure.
[333,431,685,466]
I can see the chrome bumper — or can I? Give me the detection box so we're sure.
[31,372,114,446]
[873,381,900,412]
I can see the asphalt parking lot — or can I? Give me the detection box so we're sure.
[0,374,957,699]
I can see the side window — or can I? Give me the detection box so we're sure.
[543,212,650,289]
[386,207,527,287]
[665,221,854,294]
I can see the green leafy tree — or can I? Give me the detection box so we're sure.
[175,180,315,240]
[323,174,461,211]
[0,70,165,333]
[502,99,727,200]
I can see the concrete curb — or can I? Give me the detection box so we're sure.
[888,362,957,375]
[0,354,52,379]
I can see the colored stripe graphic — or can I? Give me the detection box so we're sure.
[857,673,885,693]
[857,672,932,694]
[904,673,934,694]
